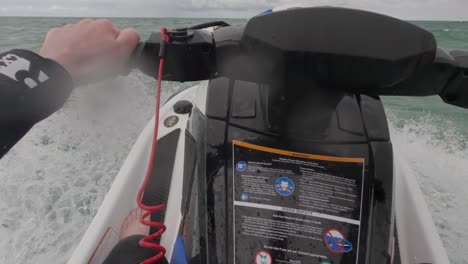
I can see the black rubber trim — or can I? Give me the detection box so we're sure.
[394,221,402,264]
[359,95,390,141]
[142,129,181,235]
[206,77,230,120]
[182,130,197,214]
[369,142,394,263]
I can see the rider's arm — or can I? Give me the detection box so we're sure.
[0,50,73,158]
[0,19,139,158]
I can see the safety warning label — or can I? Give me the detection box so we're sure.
[233,141,365,264]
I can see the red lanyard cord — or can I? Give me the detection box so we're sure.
[136,27,170,264]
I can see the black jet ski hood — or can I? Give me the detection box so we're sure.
[215,7,436,88]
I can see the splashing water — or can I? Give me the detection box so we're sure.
[385,97,468,264]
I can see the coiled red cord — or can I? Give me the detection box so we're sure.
[136,27,171,264]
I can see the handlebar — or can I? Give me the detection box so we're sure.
[130,7,468,109]
[131,27,216,82]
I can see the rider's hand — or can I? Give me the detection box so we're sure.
[39,19,140,83]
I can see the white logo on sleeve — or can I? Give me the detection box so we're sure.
[0,54,49,88]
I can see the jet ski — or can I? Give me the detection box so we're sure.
[69,6,468,264]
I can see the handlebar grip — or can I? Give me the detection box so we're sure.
[131,30,216,82]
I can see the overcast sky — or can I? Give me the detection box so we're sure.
[0,0,467,20]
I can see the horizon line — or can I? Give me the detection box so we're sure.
[0,15,249,19]
[0,15,466,22]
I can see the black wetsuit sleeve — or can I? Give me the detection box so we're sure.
[0,49,73,158]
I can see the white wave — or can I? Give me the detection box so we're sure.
[0,74,158,264]
[388,113,468,264]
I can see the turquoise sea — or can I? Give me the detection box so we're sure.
[0,17,467,263]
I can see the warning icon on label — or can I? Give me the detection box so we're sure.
[324,229,353,254]
[236,161,247,171]
[275,176,295,196]
[255,250,272,264]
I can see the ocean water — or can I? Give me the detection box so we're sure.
[0,17,467,264]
